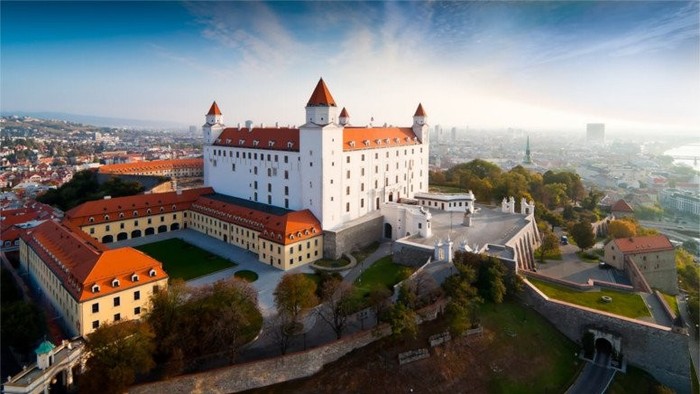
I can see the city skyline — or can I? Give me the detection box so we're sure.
[1,1,698,133]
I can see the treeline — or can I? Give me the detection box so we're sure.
[0,269,46,355]
[37,170,144,211]
[78,278,263,394]
[430,159,605,228]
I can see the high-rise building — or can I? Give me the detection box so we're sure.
[586,123,605,143]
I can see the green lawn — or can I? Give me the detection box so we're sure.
[660,292,680,316]
[534,246,563,261]
[234,270,259,283]
[481,302,581,393]
[315,257,351,269]
[354,256,413,298]
[528,278,650,319]
[135,238,236,281]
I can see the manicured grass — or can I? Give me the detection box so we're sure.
[528,278,651,319]
[606,366,665,394]
[481,301,581,393]
[315,257,351,269]
[660,292,680,316]
[354,255,413,298]
[576,250,599,262]
[234,270,258,283]
[135,238,236,281]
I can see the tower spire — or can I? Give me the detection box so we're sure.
[523,135,532,165]
[207,101,222,116]
[307,78,336,107]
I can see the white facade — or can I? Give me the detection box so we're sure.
[203,79,430,230]
[380,202,433,240]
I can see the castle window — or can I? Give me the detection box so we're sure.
[89,217,95,223]
[364,140,370,146]
[92,284,100,293]
[346,156,350,164]
[287,142,294,149]
[104,215,110,220]
[133,211,138,217]
[119,213,125,219]
[349,141,355,148]
[132,274,139,282]
[147,209,152,214]
[346,202,350,212]
[269,140,275,147]
[253,140,260,147]
[239,139,245,145]
[112,279,120,288]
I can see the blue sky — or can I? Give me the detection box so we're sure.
[1,1,698,133]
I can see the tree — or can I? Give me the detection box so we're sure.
[274,273,318,328]
[317,278,357,339]
[538,226,560,262]
[608,220,637,239]
[0,301,46,353]
[581,188,605,211]
[78,320,155,394]
[368,284,392,322]
[388,302,418,340]
[570,219,595,251]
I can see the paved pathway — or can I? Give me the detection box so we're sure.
[641,293,673,327]
[677,296,700,381]
[566,354,616,394]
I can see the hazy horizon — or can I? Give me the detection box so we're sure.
[2,1,698,134]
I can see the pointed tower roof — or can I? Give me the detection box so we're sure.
[307,78,336,107]
[207,101,222,116]
[339,107,349,117]
[35,340,55,355]
[414,103,427,117]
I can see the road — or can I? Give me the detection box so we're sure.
[566,352,616,394]
[677,296,700,382]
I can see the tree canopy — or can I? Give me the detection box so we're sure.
[570,219,596,250]
[37,170,144,211]
[274,273,319,325]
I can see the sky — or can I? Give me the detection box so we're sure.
[1,1,699,133]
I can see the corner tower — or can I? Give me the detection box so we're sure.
[305,78,339,126]
[203,101,224,144]
[412,103,428,143]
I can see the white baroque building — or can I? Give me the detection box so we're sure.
[203,78,429,231]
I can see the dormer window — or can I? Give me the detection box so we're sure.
[160,207,164,212]
[104,215,110,220]
[112,279,120,288]
[364,140,370,146]
[146,209,152,214]
[287,141,294,149]
[89,217,95,223]
[133,211,138,217]
[225,139,231,144]
[131,274,139,282]
[375,139,382,145]
[385,138,391,144]
[119,213,125,219]
[253,140,260,147]
[172,205,176,210]
[349,140,356,148]
[92,284,100,293]
[268,140,275,147]
[290,234,295,240]
[149,268,157,277]
[395,137,400,143]
[239,139,245,145]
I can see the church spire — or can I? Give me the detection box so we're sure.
[523,135,532,165]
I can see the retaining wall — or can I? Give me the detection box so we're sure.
[523,280,690,394]
[323,214,383,259]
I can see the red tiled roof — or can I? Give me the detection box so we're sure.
[98,158,203,175]
[307,78,336,107]
[64,187,213,226]
[613,235,673,254]
[20,221,167,302]
[611,199,634,213]
[339,107,349,118]
[213,127,300,151]
[207,101,222,116]
[414,103,427,117]
[189,196,321,245]
[343,127,421,151]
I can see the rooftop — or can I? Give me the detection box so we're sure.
[612,235,674,254]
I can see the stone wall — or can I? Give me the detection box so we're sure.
[625,257,652,293]
[391,241,434,267]
[131,301,445,393]
[523,281,691,394]
[323,214,383,259]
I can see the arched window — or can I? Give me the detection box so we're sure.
[112,279,120,288]
[92,284,100,293]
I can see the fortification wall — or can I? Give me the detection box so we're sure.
[323,214,383,259]
[523,282,690,394]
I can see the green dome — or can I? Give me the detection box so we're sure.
[34,340,55,355]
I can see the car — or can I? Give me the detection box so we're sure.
[598,262,611,269]
[560,236,569,245]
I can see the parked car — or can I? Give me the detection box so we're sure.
[560,235,568,245]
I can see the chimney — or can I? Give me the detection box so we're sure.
[237,122,241,130]
[245,120,253,131]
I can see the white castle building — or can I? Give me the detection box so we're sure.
[203,78,429,231]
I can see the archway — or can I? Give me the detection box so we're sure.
[388,192,394,202]
[117,232,128,241]
[131,230,142,238]
[101,235,113,244]
[223,234,228,243]
[158,225,167,233]
[145,227,155,236]
[384,223,393,239]
[594,337,613,366]
[48,369,67,394]
[170,223,180,231]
